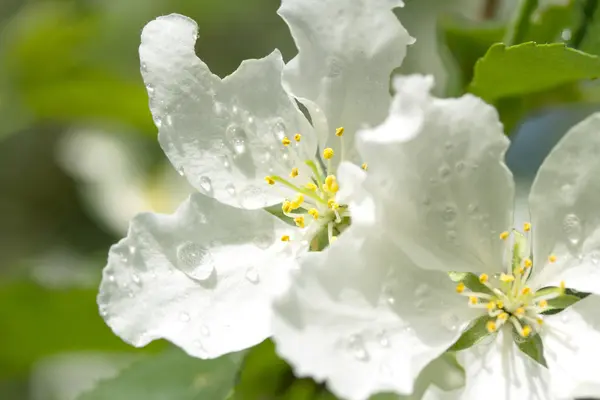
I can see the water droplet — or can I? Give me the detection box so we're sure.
[214,102,225,115]
[108,274,115,282]
[446,229,457,242]
[272,120,286,140]
[467,203,478,214]
[376,330,390,347]
[439,165,451,179]
[176,241,215,281]
[560,313,570,323]
[253,233,273,249]
[591,251,600,265]
[245,266,260,284]
[141,62,148,72]
[177,166,185,176]
[383,285,396,305]
[561,29,572,41]
[441,313,459,332]
[164,114,173,127]
[226,124,247,154]
[563,213,583,246]
[445,142,454,151]
[154,116,162,128]
[442,205,457,223]
[146,84,155,94]
[128,290,134,298]
[199,176,213,195]
[201,325,210,337]
[232,105,239,114]
[455,161,465,172]
[247,115,254,124]
[180,312,190,322]
[222,157,231,170]
[225,183,236,195]
[131,273,141,285]
[414,283,429,297]
[348,335,369,361]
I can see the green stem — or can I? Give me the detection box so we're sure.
[569,0,599,49]
[271,176,326,205]
[504,0,538,46]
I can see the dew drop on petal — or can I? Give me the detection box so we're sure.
[442,205,457,223]
[414,283,429,297]
[225,183,236,196]
[272,120,287,141]
[441,312,459,332]
[226,124,247,155]
[176,241,215,281]
[455,161,465,172]
[131,273,141,285]
[201,325,210,337]
[439,165,451,179]
[107,272,115,283]
[154,116,162,128]
[177,166,185,176]
[348,335,369,362]
[253,233,273,249]
[591,251,600,265]
[180,312,190,322]
[165,114,173,126]
[245,266,260,284]
[199,176,213,195]
[376,330,390,347]
[563,213,583,246]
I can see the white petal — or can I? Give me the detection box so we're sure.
[272,228,475,400]
[357,75,514,274]
[529,112,600,293]
[98,194,297,359]
[450,330,551,400]
[140,14,317,209]
[336,161,374,226]
[543,295,600,399]
[278,0,413,159]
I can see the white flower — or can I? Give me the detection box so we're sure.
[272,74,600,400]
[99,1,413,359]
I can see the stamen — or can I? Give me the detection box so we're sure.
[500,273,515,283]
[282,137,291,146]
[323,175,339,193]
[291,194,305,210]
[548,254,557,263]
[290,167,299,178]
[323,148,334,160]
[327,199,340,210]
[521,286,531,295]
[294,133,302,142]
[560,281,566,293]
[361,163,368,171]
[499,231,510,240]
[308,208,319,220]
[522,325,532,338]
[294,216,305,228]
[479,273,489,283]
[281,235,290,242]
[456,282,465,293]
[282,200,292,214]
[537,299,548,309]
[486,320,497,333]
[265,176,275,185]
[523,258,532,268]
[515,307,525,317]
[523,222,531,232]
[469,296,478,305]
[335,127,344,137]
[305,182,317,191]
[486,301,496,311]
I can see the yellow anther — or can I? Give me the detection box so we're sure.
[282,200,293,214]
[305,182,317,191]
[518,267,525,274]
[524,222,532,232]
[335,127,345,137]
[455,282,465,293]
[282,136,291,146]
[548,254,557,263]
[500,273,515,283]
[498,312,509,321]
[290,167,299,178]
[291,194,305,209]
[486,301,496,311]
[496,300,504,309]
[323,175,339,193]
[523,258,532,268]
[294,133,302,142]
[265,176,275,185]
[294,216,305,228]
[515,307,525,317]
[469,296,478,305]
[560,280,566,293]
[486,320,497,333]
[281,235,290,242]
[536,317,544,325]
[522,325,532,338]
[323,148,334,160]
[361,162,368,171]
[330,236,338,242]
[499,231,510,240]
[538,299,548,309]
[521,287,531,295]
[327,199,340,210]
[308,208,319,220]
[479,273,489,283]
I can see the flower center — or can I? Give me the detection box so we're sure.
[456,224,566,338]
[264,126,363,246]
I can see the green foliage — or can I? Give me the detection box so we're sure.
[515,332,548,367]
[0,281,165,379]
[470,42,600,101]
[448,315,493,352]
[79,349,241,400]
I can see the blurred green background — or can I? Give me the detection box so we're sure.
[0,0,597,399]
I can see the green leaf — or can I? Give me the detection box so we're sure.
[547,294,582,310]
[515,333,548,367]
[449,272,494,296]
[448,315,493,352]
[438,16,505,95]
[469,42,600,101]
[79,349,240,400]
[0,281,165,379]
